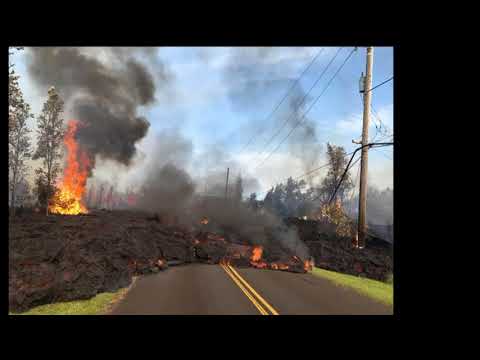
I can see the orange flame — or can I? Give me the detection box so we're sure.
[251,246,263,262]
[304,259,313,272]
[49,120,90,215]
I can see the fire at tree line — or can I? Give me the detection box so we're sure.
[8,47,393,312]
[9,46,392,237]
[9,80,392,238]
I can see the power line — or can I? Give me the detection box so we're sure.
[358,92,393,142]
[325,154,361,204]
[366,76,393,92]
[253,142,392,200]
[372,146,393,160]
[250,47,343,165]
[371,104,393,139]
[237,48,325,157]
[253,47,357,172]
[254,149,357,198]
[311,142,393,204]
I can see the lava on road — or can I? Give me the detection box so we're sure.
[9,210,307,312]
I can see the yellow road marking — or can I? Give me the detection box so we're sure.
[220,264,268,315]
[227,264,280,316]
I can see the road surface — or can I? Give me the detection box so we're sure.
[109,264,392,315]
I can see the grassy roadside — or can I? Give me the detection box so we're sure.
[9,279,135,315]
[312,267,393,307]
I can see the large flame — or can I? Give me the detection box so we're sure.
[49,120,90,215]
[251,246,263,262]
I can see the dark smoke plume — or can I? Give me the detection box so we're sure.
[137,163,196,217]
[284,87,323,187]
[25,47,171,168]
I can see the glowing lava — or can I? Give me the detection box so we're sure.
[250,246,269,269]
[49,120,90,215]
[304,259,313,272]
[251,246,263,262]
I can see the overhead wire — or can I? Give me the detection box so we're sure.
[237,48,326,157]
[252,47,357,172]
[250,47,344,166]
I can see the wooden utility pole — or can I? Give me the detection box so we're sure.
[358,46,374,249]
[224,167,230,200]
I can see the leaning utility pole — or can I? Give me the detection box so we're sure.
[358,46,374,249]
[224,167,230,200]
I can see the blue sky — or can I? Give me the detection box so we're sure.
[11,47,393,196]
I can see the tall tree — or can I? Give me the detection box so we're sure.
[264,184,288,218]
[33,87,65,215]
[9,47,24,133]
[16,178,33,207]
[9,91,33,217]
[318,143,353,204]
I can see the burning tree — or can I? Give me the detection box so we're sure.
[49,120,90,215]
[33,87,65,215]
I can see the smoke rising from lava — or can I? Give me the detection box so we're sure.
[23,47,317,258]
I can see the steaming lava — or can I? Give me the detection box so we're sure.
[49,120,90,215]
[9,210,392,312]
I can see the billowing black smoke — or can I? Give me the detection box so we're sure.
[131,129,195,217]
[137,163,196,217]
[25,47,170,168]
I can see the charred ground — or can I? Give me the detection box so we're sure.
[9,208,392,313]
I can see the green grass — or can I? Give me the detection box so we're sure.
[9,287,129,315]
[312,267,393,307]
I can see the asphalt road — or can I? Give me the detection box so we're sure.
[109,264,392,315]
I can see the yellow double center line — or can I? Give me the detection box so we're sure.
[220,263,279,315]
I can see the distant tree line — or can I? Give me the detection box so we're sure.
[247,143,354,219]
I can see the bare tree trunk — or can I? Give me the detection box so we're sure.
[11,182,16,217]
[46,172,50,216]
